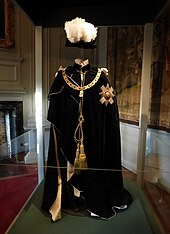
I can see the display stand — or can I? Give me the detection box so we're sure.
[6,177,163,234]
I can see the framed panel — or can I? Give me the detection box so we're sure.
[0,0,15,48]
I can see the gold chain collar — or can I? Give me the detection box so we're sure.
[62,68,101,91]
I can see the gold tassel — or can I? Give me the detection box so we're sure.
[74,143,88,174]
[74,143,81,174]
[79,144,88,170]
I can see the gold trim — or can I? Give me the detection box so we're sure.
[62,68,101,91]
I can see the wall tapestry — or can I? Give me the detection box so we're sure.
[107,26,144,124]
[107,9,170,132]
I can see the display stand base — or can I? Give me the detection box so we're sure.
[7,178,163,234]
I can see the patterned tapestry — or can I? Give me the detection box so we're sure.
[107,8,170,132]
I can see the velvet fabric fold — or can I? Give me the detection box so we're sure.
[41,62,133,220]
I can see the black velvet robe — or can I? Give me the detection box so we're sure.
[41,63,133,219]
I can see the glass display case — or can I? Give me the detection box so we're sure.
[0,1,170,233]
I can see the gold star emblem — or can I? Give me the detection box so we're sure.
[99,83,115,106]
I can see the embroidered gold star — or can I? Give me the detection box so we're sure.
[99,83,115,106]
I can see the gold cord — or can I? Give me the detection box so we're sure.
[68,70,88,174]
[61,67,102,174]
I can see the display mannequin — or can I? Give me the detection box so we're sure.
[41,17,133,222]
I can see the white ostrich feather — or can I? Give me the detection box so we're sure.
[64,17,98,43]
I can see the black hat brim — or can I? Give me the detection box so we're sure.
[65,38,97,49]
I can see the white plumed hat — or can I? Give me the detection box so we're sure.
[64,17,98,49]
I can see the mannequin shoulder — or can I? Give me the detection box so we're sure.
[100,67,109,76]
[54,66,65,77]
